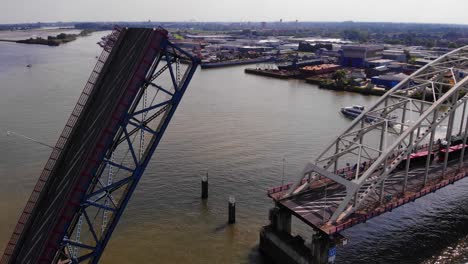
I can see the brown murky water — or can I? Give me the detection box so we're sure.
[1,31,468,263]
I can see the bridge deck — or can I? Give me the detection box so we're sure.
[275,161,468,235]
[3,28,167,263]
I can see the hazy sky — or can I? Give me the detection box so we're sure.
[2,0,468,25]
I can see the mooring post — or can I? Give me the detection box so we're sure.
[201,171,208,199]
[228,196,236,224]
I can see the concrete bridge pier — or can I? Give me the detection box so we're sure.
[270,207,292,234]
[311,231,334,264]
[259,206,335,264]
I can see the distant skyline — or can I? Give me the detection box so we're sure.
[2,0,468,25]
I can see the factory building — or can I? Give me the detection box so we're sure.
[341,45,384,68]
[383,50,408,62]
[371,73,409,89]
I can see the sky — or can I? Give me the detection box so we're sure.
[2,0,468,25]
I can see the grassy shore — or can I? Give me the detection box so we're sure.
[0,30,93,46]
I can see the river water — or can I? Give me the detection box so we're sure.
[0,31,467,264]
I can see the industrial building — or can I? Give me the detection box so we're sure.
[383,50,408,62]
[371,73,409,89]
[341,44,384,68]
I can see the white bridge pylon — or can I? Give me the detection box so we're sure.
[285,46,468,224]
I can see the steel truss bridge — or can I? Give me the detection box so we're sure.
[1,27,199,263]
[269,46,468,236]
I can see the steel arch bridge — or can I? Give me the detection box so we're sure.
[269,46,468,235]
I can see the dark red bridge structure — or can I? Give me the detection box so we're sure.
[261,46,468,264]
[1,27,199,264]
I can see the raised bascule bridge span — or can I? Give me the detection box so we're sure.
[1,27,199,264]
[262,46,468,263]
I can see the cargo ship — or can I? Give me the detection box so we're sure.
[201,57,273,69]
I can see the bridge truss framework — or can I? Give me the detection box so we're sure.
[1,27,199,264]
[283,46,468,227]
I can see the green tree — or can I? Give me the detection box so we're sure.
[424,39,435,48]
[342,29,369,43]
[333,70,347,85]
[404,50,412,63]
[57,33,67,39]
[448,42,458,49]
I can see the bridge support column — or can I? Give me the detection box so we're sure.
[310,231,335,264]
[259,206,337,264]
[270,207,292,234]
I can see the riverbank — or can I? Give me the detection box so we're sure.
[0,30,93,46]
[245,67,388,96]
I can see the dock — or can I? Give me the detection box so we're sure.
[244,68,299,79]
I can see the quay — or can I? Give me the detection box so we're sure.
[245,67,388,96]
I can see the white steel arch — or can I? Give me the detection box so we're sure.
[285,46,468,224]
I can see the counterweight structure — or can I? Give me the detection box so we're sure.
[1,27,199,264]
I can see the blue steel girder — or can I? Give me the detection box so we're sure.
[57,32,199,263]
[2,26,127,264]
[0,27,199,264]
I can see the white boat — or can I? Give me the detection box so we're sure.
[340,105,397,124]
